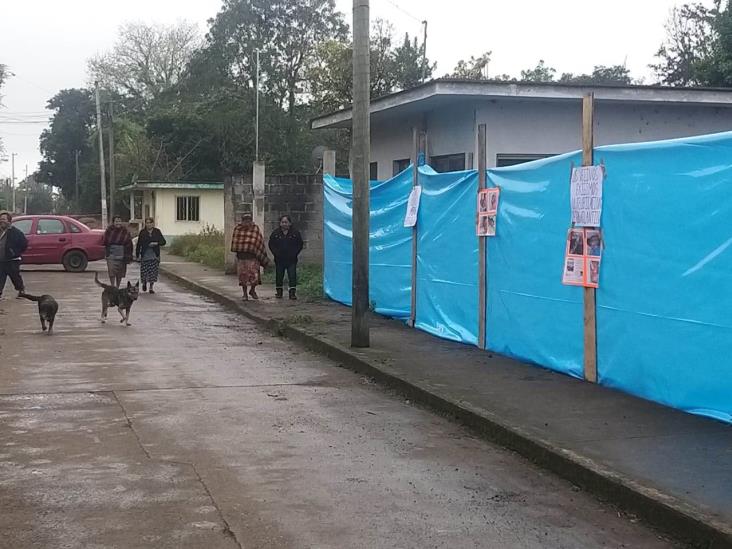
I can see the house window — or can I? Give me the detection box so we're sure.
[393,158,410,176]
[495,154,553,167]
[369,161,378,180]
[431,153,465,173]
[133,191,144,220]
[176,196,200,222]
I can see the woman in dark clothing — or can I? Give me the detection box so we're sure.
[135,217,166,294]
[268,215,304,300]
[103,215,133,288]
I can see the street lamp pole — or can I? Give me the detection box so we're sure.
[10,153,18,213]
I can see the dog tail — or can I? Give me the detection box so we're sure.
[94,272,108,289]
[17,292,41,302]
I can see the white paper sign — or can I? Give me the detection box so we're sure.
[403,186,422,227]
[570,165,604,227]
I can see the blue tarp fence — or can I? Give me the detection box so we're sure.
[323,131,732,423]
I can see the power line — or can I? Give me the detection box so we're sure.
[380,0,421,22]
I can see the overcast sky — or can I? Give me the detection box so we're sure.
[0,0,709,180]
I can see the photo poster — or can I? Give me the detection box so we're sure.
[476,188,500,237]
[570,165,604,227]
[562,227,603,287]
[403,185,422,228]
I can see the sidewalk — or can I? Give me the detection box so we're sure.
[159,251,732,547]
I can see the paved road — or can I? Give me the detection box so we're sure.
[0,268,678,549]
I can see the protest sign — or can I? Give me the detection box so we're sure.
[403,186,422,227]
[476,188,500,237]
[562,227,603,287]
[570,165,603,227]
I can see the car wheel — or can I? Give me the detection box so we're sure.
[62,250,89,273]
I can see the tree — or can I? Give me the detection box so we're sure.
[206,0,347,112]
[448,52,492,79]
[520,60,556,82]
[309,21,432,111]
[391,32,434,90]
[559,65,634,85]
[37,89,96,201]
[88,21,202,106]
[651,2,718,86]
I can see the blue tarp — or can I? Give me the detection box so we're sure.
[323,131,732,423]
[323,168,413,319]
[415,168,479,344]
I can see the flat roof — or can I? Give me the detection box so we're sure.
[311,78,732,129]
[118,181,224,192]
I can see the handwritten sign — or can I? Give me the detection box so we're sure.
[570,165,604,227]
[403,186,422,227]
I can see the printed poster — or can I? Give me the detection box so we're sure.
[403,185,422,228]
[477,188,500,237]
[570,165,604,227]
[562,227,603,288]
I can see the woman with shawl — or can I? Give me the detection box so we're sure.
[230,214,269,300]
[103,215,133,288]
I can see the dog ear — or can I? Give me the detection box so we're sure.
[127,281,132,289]
[135,281,140,288]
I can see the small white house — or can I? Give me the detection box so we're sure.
[311,79,732,180]
[120,180,224,240]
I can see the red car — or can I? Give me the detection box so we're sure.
[12,215,106,272]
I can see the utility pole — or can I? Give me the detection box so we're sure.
[108,101,116,220]
[421,20,428,82]
[255,49,260,162]
[11,152,16,213]
[95,82,108,227]
[23,165,28,214]
[74,150,81,208]
[351,0,370,348]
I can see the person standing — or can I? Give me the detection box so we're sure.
[268,215,304,300]
[0,211,28,299]
[136,217,166,294]
[230,214,269,301]
[103,215,133,288]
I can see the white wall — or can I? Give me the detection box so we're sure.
[154,189,224,237]
[369,98,732,173]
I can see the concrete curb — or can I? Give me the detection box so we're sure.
[161,265,732,549]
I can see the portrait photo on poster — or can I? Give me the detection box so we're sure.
[477,214,496,237]
[587,257,601,288]
[478,190,489,214]
[585,228,602,258]
[562,256,585,286]
[567,228,584,256]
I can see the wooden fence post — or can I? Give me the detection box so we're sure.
[410,127,426,327]
[582,93,598,383]
[478,124,487,349]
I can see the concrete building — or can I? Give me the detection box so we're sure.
[311,79,732,180]
[119,181,224,240]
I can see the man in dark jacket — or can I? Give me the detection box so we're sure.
[0,211,28,298]
[268,215,304,300]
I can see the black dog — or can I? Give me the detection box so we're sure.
[94,272,140,326]
[18,292,59,335]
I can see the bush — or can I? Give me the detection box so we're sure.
[262,262,323,300]
[169,226,225,269]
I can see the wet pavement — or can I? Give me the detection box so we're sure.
[0,267,679,548]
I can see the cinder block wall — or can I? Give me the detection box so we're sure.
[225,173,323,265]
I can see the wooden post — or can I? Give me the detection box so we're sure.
[582,93,598,383]
[477,124,487,349]
[409,127,425,327]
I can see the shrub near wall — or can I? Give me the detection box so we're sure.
[169,226,225,269]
